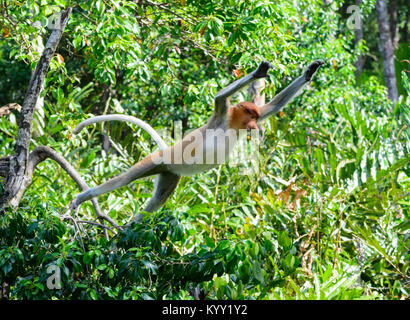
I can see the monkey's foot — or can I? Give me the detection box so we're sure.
[305,59,325,81]
[254,61,274,78]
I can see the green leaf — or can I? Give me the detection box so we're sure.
[252,261,264,283]
[278,231,291,249]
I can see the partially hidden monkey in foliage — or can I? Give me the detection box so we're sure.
[68,60,324,222]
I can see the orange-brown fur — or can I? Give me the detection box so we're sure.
[228,101,260,130]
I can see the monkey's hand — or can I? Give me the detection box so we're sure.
[253,61,274,78]
[304,59,325,81]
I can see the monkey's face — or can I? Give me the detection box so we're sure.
[229,102,260,131]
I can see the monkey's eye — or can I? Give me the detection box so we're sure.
[244,108,259,119]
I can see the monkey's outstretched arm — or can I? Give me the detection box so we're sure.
[73,114,168,150]
[258,60,324,122]
[214,61,273,118]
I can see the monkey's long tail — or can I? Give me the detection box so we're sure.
[73,114,176,220]
[73,114,168,150]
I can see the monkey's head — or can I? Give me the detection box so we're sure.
[229,102,260,131]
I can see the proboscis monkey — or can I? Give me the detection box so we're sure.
[68,60,324,222]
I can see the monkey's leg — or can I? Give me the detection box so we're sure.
[134,171,181,223]
[70,154,164,210]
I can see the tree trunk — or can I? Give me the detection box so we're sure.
[402,11,409,44]
[354,0,365,74]
[0,8,72,211]
[388,0,399,49]
[375,0,398,102]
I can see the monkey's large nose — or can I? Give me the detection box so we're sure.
[247,122,259,131]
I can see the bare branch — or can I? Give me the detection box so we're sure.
[28,146,119,229]
[1,145,119,230]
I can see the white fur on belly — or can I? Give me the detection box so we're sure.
[167,128,240,176]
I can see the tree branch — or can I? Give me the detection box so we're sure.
[0,146,119,230]
[0,103,21,117]
[142,0,196,25]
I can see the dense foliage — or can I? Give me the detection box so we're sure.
[0,0,409,299]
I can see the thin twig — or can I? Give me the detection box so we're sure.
[76,220,116,234]
[73,7,97,24]
[143,0,196,25]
